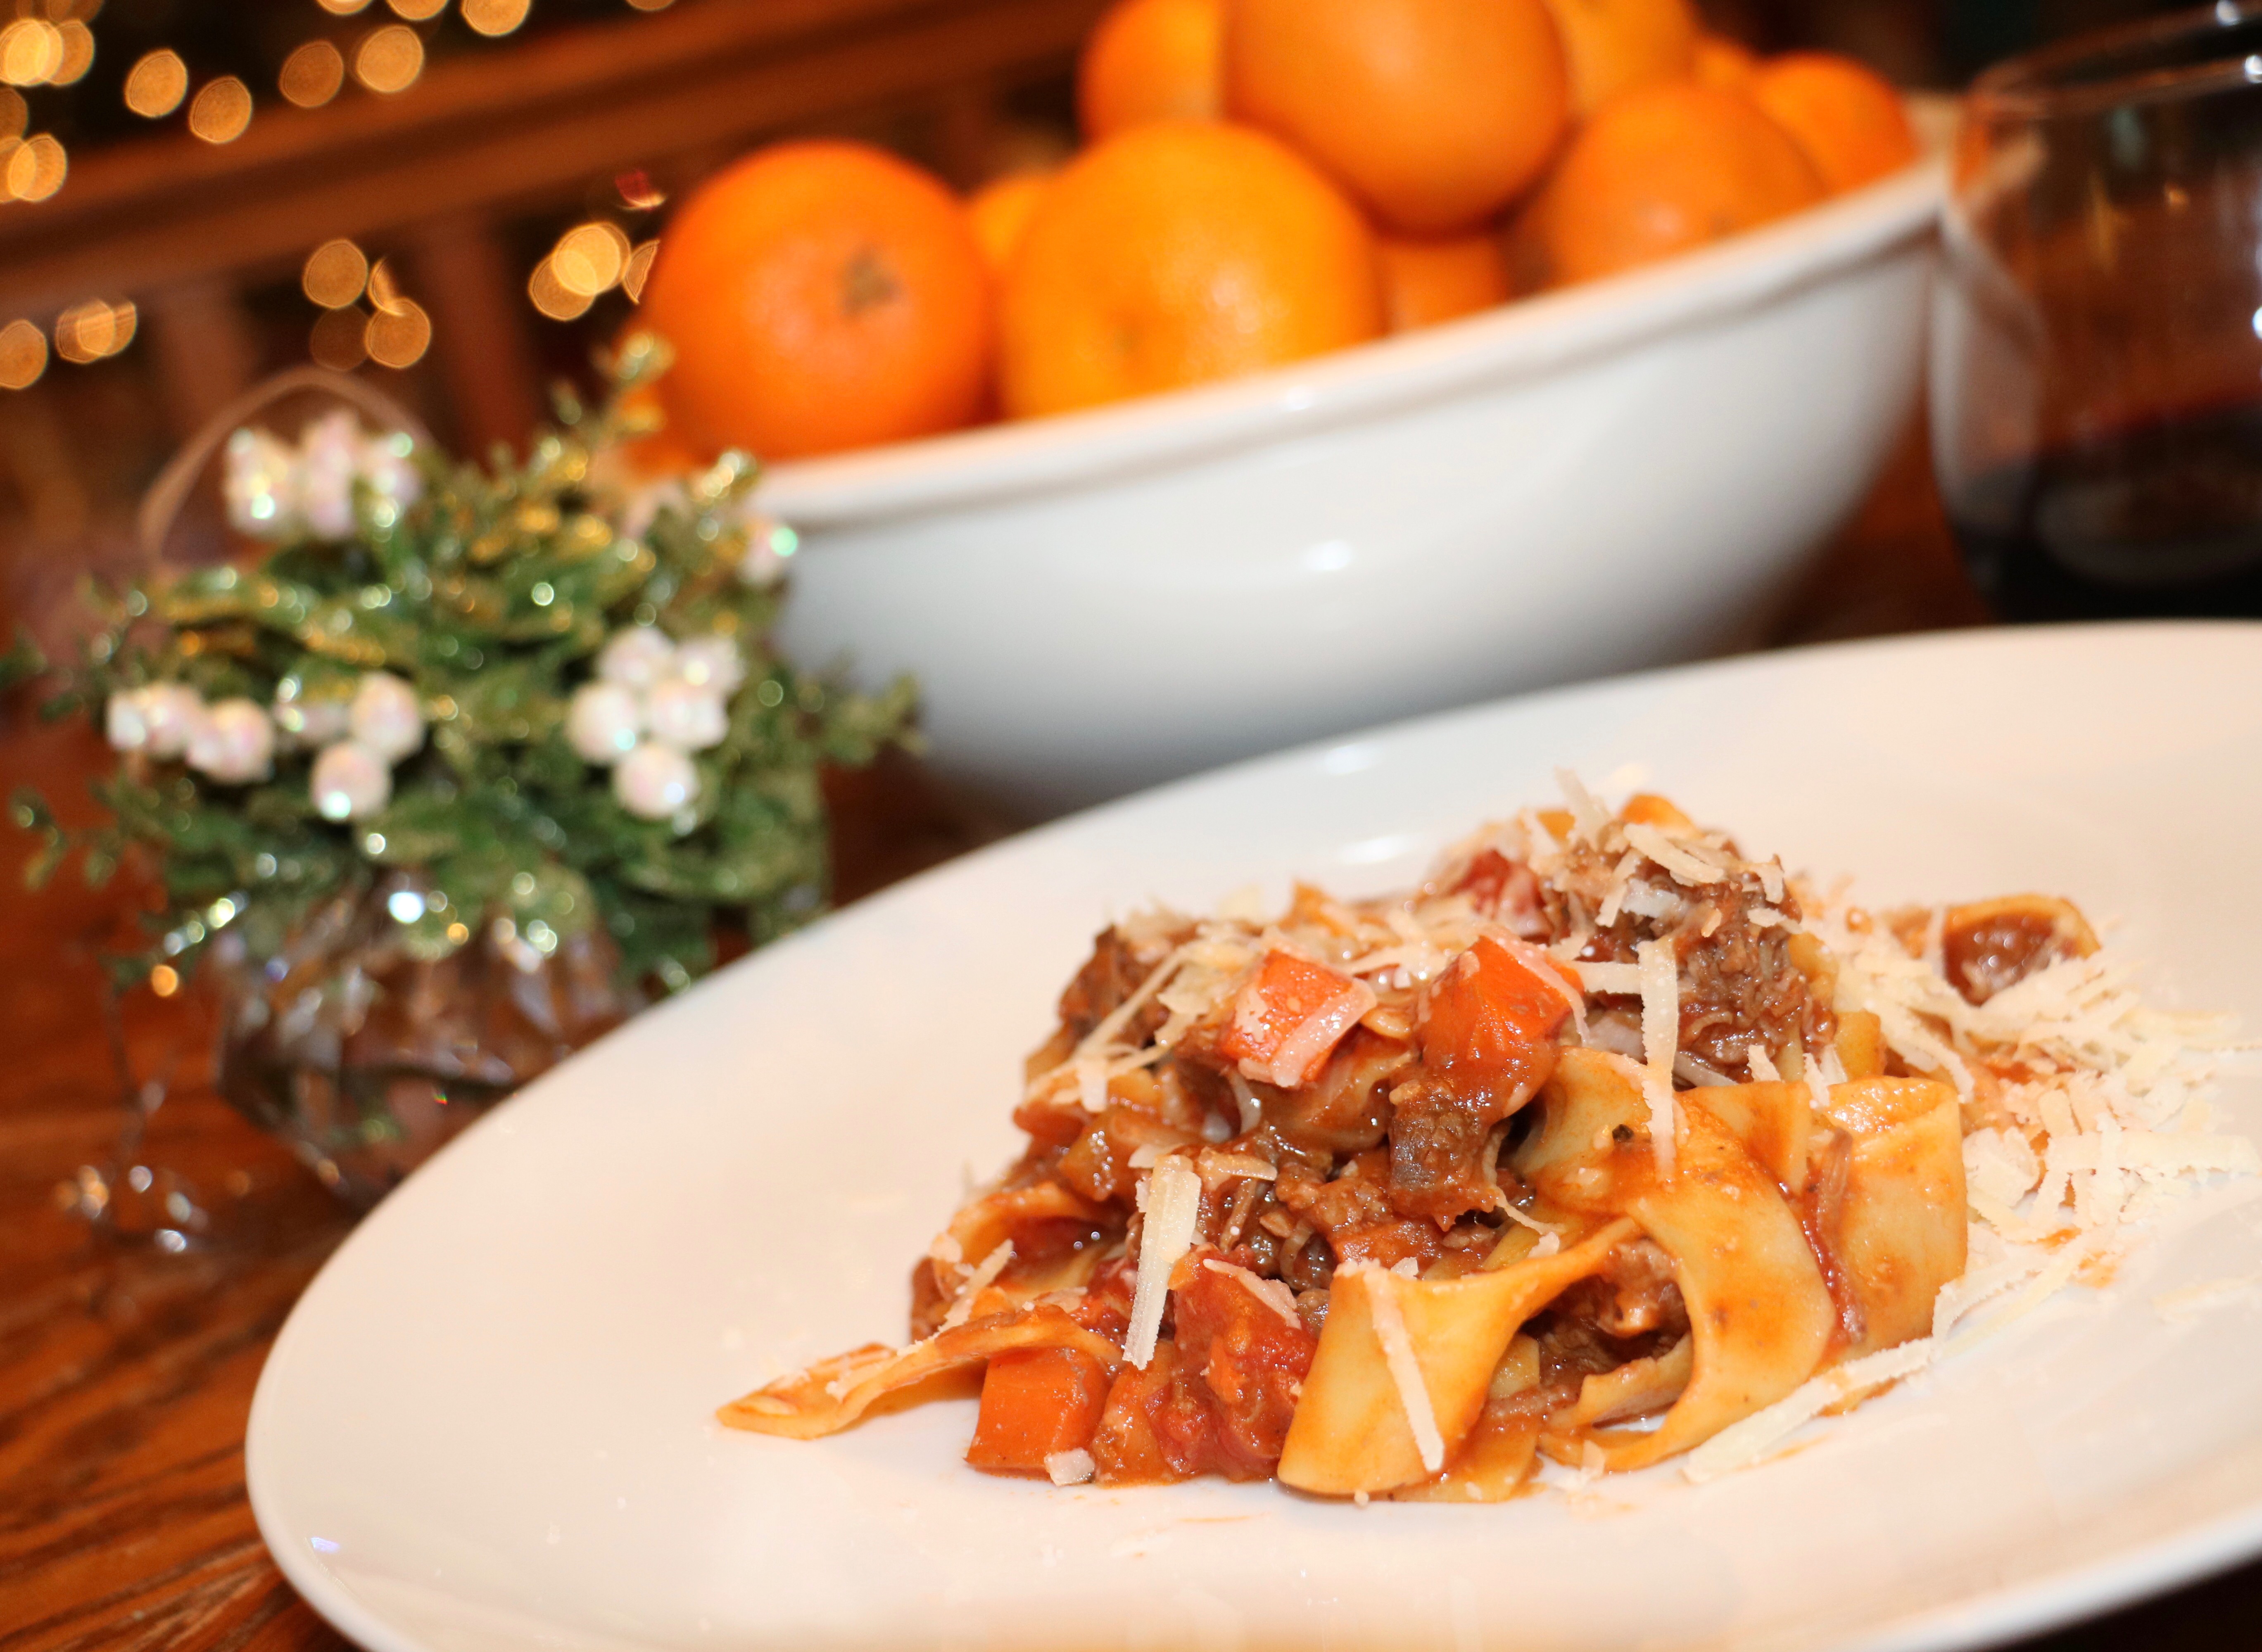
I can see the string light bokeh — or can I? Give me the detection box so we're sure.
[0,0,689,406]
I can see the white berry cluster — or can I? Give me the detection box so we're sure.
[566,626,745,821]
[307,672,425,820]
[105,671,425,819]
[106,683,275,785]
[223,409,423,543]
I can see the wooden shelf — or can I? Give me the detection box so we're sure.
[0,0,1105,316]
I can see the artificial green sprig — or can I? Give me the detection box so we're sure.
[10,335,917,992]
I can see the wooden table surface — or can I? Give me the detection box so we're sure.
[5,428,2259,1650]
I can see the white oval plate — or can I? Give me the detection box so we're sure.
[250,623,2262,1652]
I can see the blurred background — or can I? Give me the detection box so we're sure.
[0,0,2198,660]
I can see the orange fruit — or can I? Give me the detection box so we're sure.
[1537,0,1698,116]
[1519,81,1824,286]
[1222,0,1571,235]
[1750,52,1920,193]
[1692,32,1760,89]
[1079,0,1225,140]
[1378,231,1511,330]
[998,120,1383,418]
[967,171,1056,275]
[639,140,993,460]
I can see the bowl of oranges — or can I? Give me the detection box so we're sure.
[630,0,1943,817]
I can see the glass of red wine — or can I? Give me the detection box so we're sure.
[1934,2,2262,620]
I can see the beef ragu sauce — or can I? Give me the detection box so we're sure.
[720,786,2232,1499]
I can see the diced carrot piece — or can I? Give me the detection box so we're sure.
[965,1346,1112,1474]
[1419,936,1570,1078]
[1219,950,1373,1086]
[1620,792,1695,831]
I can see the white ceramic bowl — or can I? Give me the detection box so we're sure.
[766,158,1944,819]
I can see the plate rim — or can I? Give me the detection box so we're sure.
[247,619,2262,1652]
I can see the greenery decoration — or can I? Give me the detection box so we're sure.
[8,336,917,995]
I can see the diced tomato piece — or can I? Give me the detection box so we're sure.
[1452,847,1545,934]
[965,1346,1112,1474]
[1454,847,1519,911]
[1086,1252,1319,1484]
[1418,936,1571,1079]
[1169,1253,1316,1474]
[1218,950,1373,1088]
[1090,1340,1185,1484]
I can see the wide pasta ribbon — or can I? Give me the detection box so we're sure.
[719,1305,1121,1441]
[1518,1049,1838,1471]
[1276,1217,1639,1495]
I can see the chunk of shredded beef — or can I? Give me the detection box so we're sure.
[1556,858,1832,1070]
[1274,1151,1443,1275]
[1056,922,1190,1045]
[1550,1237,1687,1340]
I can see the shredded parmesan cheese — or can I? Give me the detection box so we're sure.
[1636,940,1680,1178]
[1125,1157,1202,1369]
[1683,1336,1937,1482]
[1045,1448,1095,1485]
[2155,1277,2262,1324]
[1573,961,1642,996]
[1261,979,1378,1089]
[938,1241,1015,1332]
[1556,768,1611,847]
[1228,1072,1262,1134]
[1358,1263,1445,1474]
[1625,822,1725,886]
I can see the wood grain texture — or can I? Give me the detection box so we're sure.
[1,438,2255,1647]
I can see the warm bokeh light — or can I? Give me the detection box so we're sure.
[124,49,186,117]
[52,20,93,85]
[310,305,369,369]
[527,258,592,320]
[551,221,630,296]
[0,20,63,88]
[355,24,423,93]
[280,40,346,108]
[318,0,375,14]
[54,298,137,364]
[303,239,370,308]
[366,297,432,368]
[0,88,24,138]
[621,238,658,303]
[188,76,253,143]
[0,318,47,389]
[463,0,531,37]
[626,0,674,10]
[388,0,448,18]
[368,256,410,314]
[5,133,66,201]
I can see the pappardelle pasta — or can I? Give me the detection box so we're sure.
[720,781,2250,1498]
